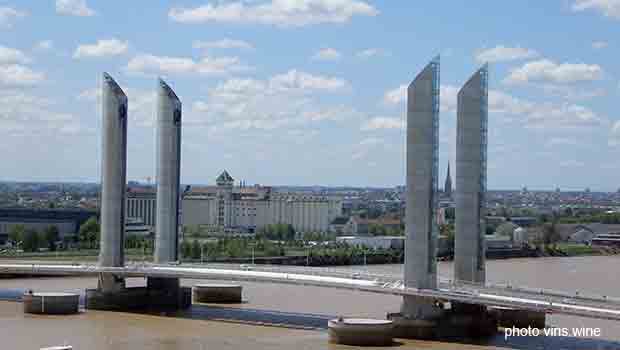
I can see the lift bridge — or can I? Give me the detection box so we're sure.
[1,262,619,322]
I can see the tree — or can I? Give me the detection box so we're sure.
[44,225,60,251]
[22,228,40,252]
[180,240,191,259]
[191,239,202,260]
[542,221,561,247]
[78,217,99,249]
[8,224,25,245]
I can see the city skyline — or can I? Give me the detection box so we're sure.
[1,1,619,190]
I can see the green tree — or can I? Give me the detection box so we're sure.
[191,239,202,260]
[8,224,25,245]
[44,225,60,251]
[78,217,99,249]
[180,240,191,259]
[22,228,40,252]
[542,221,561,247]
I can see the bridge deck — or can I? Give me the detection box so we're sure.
[1,263,619,321]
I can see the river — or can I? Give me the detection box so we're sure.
[1,255,619,349]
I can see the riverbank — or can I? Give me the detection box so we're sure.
[0,243,617,266]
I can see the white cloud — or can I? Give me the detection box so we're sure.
[188,70,356,133]
[361,116,404,131]
[269,69,349,92]
[192,38,254,51]
[546,137,578,147]
[77,85,156,127]
[0,91,84,138]
[0,45,31,64]
[125,54,251,77]
[504,59,604,84]
[169,0,378,27]
[0,6,26,27]
[356,48,388,58]
[56,0,96,17]
[312,48,342,61]
[541,84,606,100]
[592,40,609,49]
[73,39,129,59]
[383,84,407,104]
[382,82,604,130]
[33,40,54,52]
[475,46,539,63]
[352,137,386,160]
[0,64,45,87]
[560,160,585,167]
[572,0,620,18]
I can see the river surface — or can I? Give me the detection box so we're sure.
[1,255,620,349]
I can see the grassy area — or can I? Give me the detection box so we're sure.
[554,243,600,256]
[0,248,153,261]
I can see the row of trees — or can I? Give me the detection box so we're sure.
[7,224,60,252]
[256,223,296,241]
[179,237,286,260]
[368,223,404,236]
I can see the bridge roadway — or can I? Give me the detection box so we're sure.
[1,262,620,322]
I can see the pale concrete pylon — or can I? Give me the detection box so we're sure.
[98,72,128,270]
[454,64,489,285]
[154,78,182,263]
[401,56,441,319]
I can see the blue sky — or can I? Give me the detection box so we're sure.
[0,0,619,190]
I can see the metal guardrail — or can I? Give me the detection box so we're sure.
[2,262,620,321]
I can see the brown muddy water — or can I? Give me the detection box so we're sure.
[1,255,620,349]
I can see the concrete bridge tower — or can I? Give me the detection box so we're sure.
[97,72,128,292]
[394,57,443,333]
[455,65,488,285]
[148,78,184,297]
[154,78,182,263]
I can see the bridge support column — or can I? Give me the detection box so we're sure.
[85,275,190,311]
[392,57,445,339]
[147,277,191,309]
[489,307,546,329]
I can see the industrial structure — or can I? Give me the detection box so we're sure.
[400,56,441,323]
[154,78,182,264]
[455,65,489,285]
[97,72,128,292]
[127,171,343,234]
[88,74,190,309]
[443,163,452,198]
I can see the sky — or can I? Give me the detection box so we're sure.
[0,0,619,191]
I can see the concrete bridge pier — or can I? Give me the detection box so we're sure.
[86,74,191,311]
[144,78,188,309]
[87,73,129,310]
[388,57,446,339]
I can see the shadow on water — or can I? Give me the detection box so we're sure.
[138,304,333,330]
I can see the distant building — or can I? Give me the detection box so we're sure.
[0,208,95,244]
[509,216,537,227]
[329,217,349,234]
[126,171,343,234]
[125,217,150,237]
[444,163,452,198]
[563,223,620,244]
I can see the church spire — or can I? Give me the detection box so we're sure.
[444,162,453,197]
